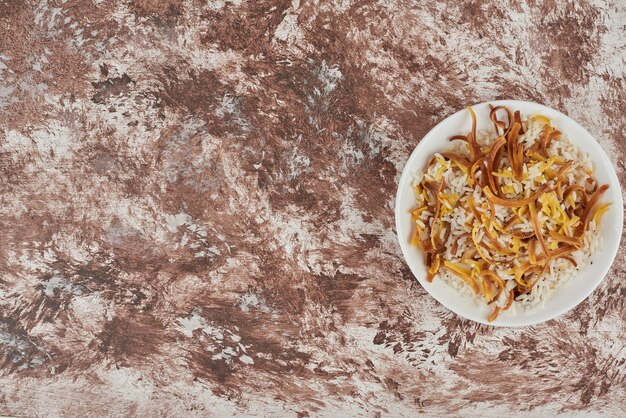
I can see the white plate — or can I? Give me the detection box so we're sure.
[395,100,623,326]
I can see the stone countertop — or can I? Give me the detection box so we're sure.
[0,1,624,416]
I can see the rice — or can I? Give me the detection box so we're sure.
[410,110,608,319]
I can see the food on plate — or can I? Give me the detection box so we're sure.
[409,105,610,322]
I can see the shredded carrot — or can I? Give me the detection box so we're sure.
[529,200,548,257]
[576,184,609,236]
[440,152,471,173]
[548,230,582,247]
[503,291,514,310]
[483,184,550,208]
[528,240,537,264]
[443,261,479,294]
[592,203,611,226]
[488,306,501,322]
[489,105,513,136]
[486,136,506,196]
[410,225,421,246]
[471,224,492,263]
[466,106,481,162]
[428,254,441,276]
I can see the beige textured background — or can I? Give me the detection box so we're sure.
[0,1,624,416]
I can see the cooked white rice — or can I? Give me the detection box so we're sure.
[411,117,602,313]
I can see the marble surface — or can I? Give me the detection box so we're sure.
[0,1,625,416]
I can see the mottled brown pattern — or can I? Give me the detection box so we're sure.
[0,0,624,416]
